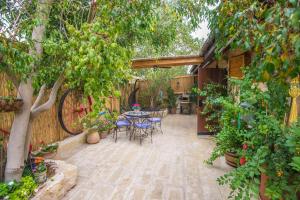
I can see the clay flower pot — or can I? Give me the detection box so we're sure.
[86,130,100,144]
[100,131,108,139]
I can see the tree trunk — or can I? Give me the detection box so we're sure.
[4,0,53,181]
[5,81,33,181]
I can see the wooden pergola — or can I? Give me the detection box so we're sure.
[132,55,203,69]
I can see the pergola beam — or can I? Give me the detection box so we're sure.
[132,55,203,69]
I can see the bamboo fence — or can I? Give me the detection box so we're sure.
[0,73,119,150]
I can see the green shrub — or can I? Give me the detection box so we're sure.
[0,176,37,200]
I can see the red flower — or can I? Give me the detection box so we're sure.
[240,157,246,165]
[243,144,248,150]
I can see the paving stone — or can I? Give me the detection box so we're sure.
[62,115,232,200]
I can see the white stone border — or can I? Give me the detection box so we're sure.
[32,160,77,200]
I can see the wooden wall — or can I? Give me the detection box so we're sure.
[170,75,197,94]
[228,51,251,79]
[0,73,119,150]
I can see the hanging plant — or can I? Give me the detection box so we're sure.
[0,96,23,112]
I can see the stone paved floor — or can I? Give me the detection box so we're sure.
[62,114,232,200]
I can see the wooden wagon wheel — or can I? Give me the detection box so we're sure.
[58,89,93,135]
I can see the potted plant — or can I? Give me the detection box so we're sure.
[82,115,100,144]
[32,142,59,159]
[198,83,227,134]
[132,103,141,111]
[167,86,176,114]
[97,111,117,139]
[33,159,47,184]
[0,96,23,112]
[208,76,300,199]
[86,127,100,144]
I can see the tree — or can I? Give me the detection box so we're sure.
[0,0,204,181]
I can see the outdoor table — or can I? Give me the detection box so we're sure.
[123,111,150,118]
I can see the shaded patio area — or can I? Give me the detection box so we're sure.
[62,114,232,200]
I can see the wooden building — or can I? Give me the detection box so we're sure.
[191,36,251,135]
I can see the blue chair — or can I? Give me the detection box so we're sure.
[148,110,163,134]
[113,116,131,142]
[132,118,153,145]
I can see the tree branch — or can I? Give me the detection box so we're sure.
[31,84,46,111]
[31,74,64,117]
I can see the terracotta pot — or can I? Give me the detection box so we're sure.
[100,131,108,139]
[224,152,238,168]
[168,108,176,114]
[86,130,100,144]
[259,173,269,200]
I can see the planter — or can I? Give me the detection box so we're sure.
[34,170,47,184]
[224,152,238,168]
[41,151,57,159]
[259,173,300,200]
[100,131,108,139]
[0,97,23,112]
[168,107,176,114]
[86,130,100,144]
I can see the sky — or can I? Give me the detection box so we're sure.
[191,20,210,41]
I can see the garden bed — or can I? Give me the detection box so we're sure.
[32,160,77,200]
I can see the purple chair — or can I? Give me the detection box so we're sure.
[132,118,153,145]
[113,117,131,142]
[148,110,163,134]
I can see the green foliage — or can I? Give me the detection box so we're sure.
[0,0,204,117]
[0,176,37,200]
[97,111,118,132]
[207,0,300,83]
[198,83,227,133]
[137,69,184,109]
[203,1,300,197]
[167,86,176,109]
[206,73,300,199]
[35,161,47,173]
[82,110,118,132]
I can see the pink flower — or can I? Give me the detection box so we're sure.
[133,104,140,107]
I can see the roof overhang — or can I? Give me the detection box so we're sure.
[132,55,203,69]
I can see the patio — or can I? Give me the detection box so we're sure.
[62,114,232,200]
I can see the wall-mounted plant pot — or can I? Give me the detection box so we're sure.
[86,130,100,144]
[224,152,238,168]
[0,97,23,112]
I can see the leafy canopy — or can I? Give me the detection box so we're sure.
[0,0,205,111]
